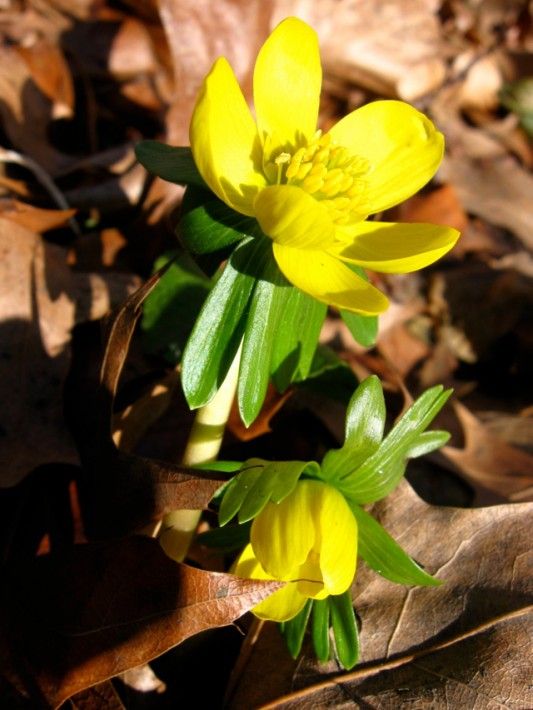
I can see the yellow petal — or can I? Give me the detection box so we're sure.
[190,57,266,216]
[254,17,321,150]
[329,101,444,214]
[251,483,315,580]
[272,243,389,315]
[233,544,307,622]
[314,484,357,595]
[254,185,335,248]
[334,221,460,273]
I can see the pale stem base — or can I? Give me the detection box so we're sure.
[159,350,241,561]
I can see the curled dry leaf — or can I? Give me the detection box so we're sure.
[0,198,77,233]
[0,218,141,487]
[227,481,533,708]
[15,39,75,120]
[443,401,533,503]
[64,269,228,538]
[277,0,446,100]
[0,45,72,175]
[1,536,281,708]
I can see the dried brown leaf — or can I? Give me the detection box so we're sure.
[158,0,273,144]
[0,218,140,487]
[64,269,227,537]
[0,198,76,232]
[227,383,293,442]
[283,0,446,101]
[443,401,533,502]
[16,40,75,119]
[2,536,280,708]
[228,481,533,708]
[0,45,72,174]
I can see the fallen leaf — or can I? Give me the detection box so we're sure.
[440,153,533,250]
[158,0,273,144]
[227,481,533,707]
[281,0,446,101]
[0,45,72,174]
[0,218,140,487]
[69,681,125,709]
[443,401,533,502]
[396,184,468,236]
[0,198,76,232]
[377,323,431,378]
[227,384,293,442]
[112,369,181,452]
[16,39,75,119]
[1,536,280,708]
[64,270,229,538]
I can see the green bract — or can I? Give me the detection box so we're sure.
[211,376,450,668]
[135,146,387,427]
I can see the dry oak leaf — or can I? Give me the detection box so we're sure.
[443,401,533,503]
[227,481,533,709]
[274,0,446,100]
[1,536,281,708]
[0,218,140,487]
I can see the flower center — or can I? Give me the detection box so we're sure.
[266,131,370,225]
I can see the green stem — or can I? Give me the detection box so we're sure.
[159,349,241,561]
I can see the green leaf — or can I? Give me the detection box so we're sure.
[339,386,452,503]
[270,288,327,392]
[500,79,533,137]
[280,600,312,659]
[238,460,319,523]
[180,186,259,255]
[141,250,211,362]
[181,236,270,409]
[311,598,330,663]
[238,258,292,426]
[330,592,359,670]
[321,376,386,482]
[406,430,450,458]
[351,503,441,586]
[340,310,378,348]
[135,141,205,186]
[218,458,317,525]
[218,462,264,526]
[297,345,358,404]
[196,521,251,552]
[193,460,243,474]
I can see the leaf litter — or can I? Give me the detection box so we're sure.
[0,0,531,706]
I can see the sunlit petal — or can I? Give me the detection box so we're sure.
[273,243,389,315]
[315,484,358,594]
[254,17,321,150]
[329,101,444,214]
[233,545,307,621]
[190,57,266,216]
[333,221,460,273]
[254,185,335,249]
[251,484,315,580]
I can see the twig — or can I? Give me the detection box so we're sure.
[0,146,81,236]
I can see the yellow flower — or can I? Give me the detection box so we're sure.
[190,17,460,315]
[233,480,357,621]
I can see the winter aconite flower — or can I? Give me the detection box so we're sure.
[190,17,460,315]
[233,479,357,621]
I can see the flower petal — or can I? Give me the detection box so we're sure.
[329,101,444,214]
[254,185,335,248]
[233,544,307,621]
[190,57,265,216]
[334,221,460,273]
[254,17,321,150]
[315,484,358,595]
[273,243,389,315]
[251,482,315,580]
